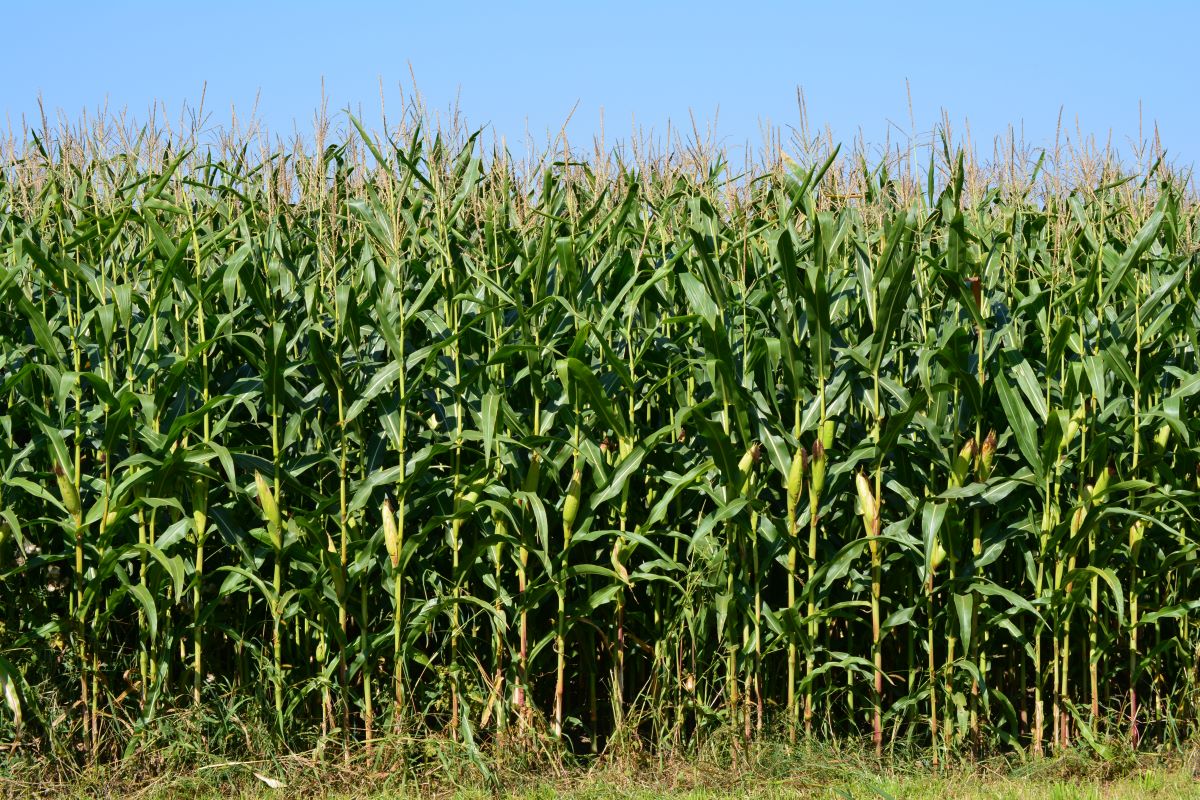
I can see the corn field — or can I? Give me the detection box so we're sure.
[1,113,1199,765]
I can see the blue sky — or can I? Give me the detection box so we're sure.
[2,1,1197,168]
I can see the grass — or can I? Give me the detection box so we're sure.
[6,739,1200,799]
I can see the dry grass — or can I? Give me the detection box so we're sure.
[6,741,1200,799]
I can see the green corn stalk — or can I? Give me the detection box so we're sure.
[554,464,583,739]
[785,444,807,741]
[382,498,404,727]
[255,470,285,733]
[806,421,832,736]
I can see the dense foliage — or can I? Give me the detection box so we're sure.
[1,118,1198,764]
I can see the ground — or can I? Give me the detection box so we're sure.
[8,744,1200,799]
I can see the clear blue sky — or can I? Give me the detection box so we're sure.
[2,1,1197,168]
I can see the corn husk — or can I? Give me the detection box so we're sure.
[1093,465,1112,499]
[563,468,583,531]
[255,471,282,548]
[979,430,997,481]
[786,445,808,515]
[930,538,948,573]
[523,452,542,493]
[54,462,81,524]
[856,472,880,561]
[810,440,827,501]
[1065,404,1087,446]
[949,439,976,488]
[191,476,208,538]
[382,498,400,568]
[1155,424,1171,454]
[457,483,482,513]
[1130,518,1146,557]
[856,472,877,534]
[737,447,756,480]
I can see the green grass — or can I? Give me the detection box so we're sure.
[9,743,1200,799]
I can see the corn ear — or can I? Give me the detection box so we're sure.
[611,537,631,585]
[457,482,482,512]
[930,538,947,573]
[191,476,208,518]
[1155,423,1171,454]
[979,430,997,481]
[54,462,82,525]
[191,476,208,537]
[950,438,976,488]
[786,445,808,517]
[737,446,756,480]
[1130,518,1146,557]
[810,440,827,502]
[563,468,583,531]
[255,471,282,549]
[1065,404,1087,446]
[382,498,400,568]
[1080,465,1113,509]
[856,472,879,559]
[855,472,877,531]
[523,452,541,493]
